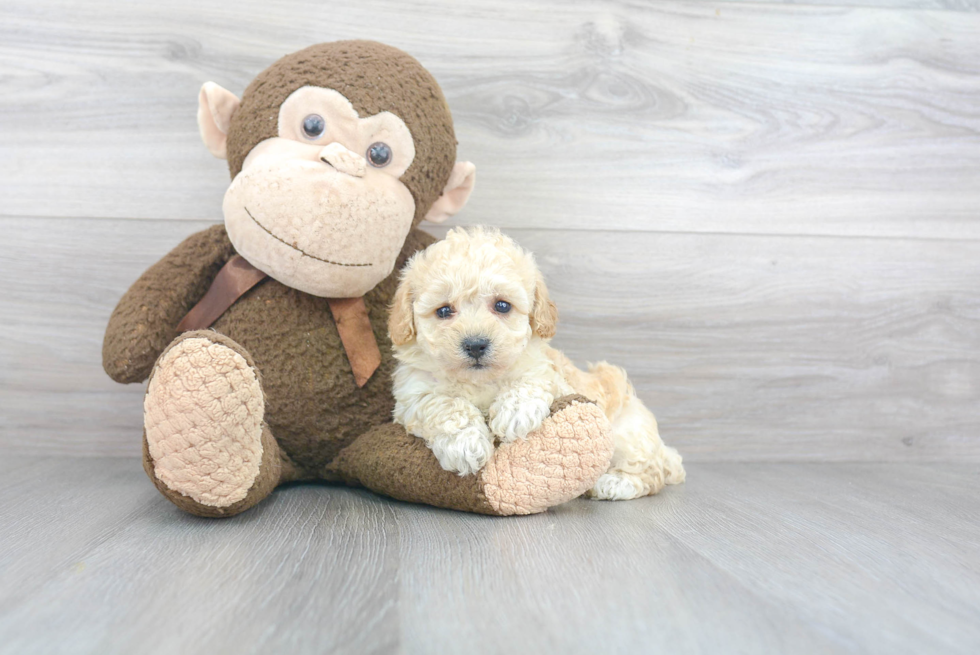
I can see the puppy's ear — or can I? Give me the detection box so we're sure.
[530,271,558,339]
[388,278,416,346]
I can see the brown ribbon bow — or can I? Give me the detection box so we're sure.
[177,255,381,388]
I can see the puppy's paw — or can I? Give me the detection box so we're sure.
[587,472,643,501]
[489,394,552,443]
[428,422,494,476]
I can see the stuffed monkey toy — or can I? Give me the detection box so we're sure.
[103,41,613,517]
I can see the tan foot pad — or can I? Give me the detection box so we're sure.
[480,399,613,515]
[144,336,264,508]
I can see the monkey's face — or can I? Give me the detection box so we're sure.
[222,86,418,298]
[199,42,476,298]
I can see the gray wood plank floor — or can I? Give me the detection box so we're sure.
[1,458,977,655]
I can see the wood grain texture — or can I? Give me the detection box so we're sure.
[1,458,978,654]
[0,458,401,655]
[720,0,980,10]
[2,217,977,461]
[1,0,979,238]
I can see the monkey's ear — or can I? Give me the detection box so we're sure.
[424,162,476,223]
[530,271,558,339]
[197,82,241,159]
[388,278,416,346]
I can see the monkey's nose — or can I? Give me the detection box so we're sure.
[318,142,366,178]
[462,337,491,360]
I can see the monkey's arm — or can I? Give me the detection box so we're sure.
[103,224,236,384]
[328,396,614,515]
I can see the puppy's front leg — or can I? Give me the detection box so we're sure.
[489,379,555,443]
[396,394,494,476]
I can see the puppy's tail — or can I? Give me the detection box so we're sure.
[586,361,634,421]
[661,444,686,485]
[589,361,687,486]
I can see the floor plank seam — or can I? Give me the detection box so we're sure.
[4,214,980,244]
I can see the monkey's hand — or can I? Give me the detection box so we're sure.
[103,225,236,384]
[488,382,554,444]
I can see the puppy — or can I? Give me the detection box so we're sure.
[388,226,685,500]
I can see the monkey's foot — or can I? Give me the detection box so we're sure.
[144,331,279,515]
[479,395,613,515]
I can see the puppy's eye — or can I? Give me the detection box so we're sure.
[494,300,512,314]
[302,114,326,139]
[435,305,454,319]
[367,142,392,168]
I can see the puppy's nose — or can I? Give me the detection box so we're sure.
[462,337,491,360]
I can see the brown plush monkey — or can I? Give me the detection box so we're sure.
[103,41,613,517]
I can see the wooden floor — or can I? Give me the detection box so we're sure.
[0,458,977,655]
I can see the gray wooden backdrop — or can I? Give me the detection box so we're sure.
[1,0,978,461]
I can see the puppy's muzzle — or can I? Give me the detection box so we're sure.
[461,336,491,362]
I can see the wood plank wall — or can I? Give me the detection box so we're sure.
[1,0,978,460]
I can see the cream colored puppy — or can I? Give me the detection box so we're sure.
[388,227,685,500]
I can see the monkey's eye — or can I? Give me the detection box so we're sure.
[494,300,512,314]
[435,305,454,319]
[367,142,393,168]
[302,114,326,139]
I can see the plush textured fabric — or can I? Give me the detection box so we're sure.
[482,397,613,515]
[144,333,265,508]
[106,225,433,473]
[177,255,268,332]
[223,140,417,298]
[211,227,434,476]
[225,41,456,227]
[142,424,284,518]
[326,422,495,514]
[103,225,235,384]
[326,397,612,516]
[198,81,239,159]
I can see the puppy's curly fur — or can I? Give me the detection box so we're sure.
[389,227,685,499]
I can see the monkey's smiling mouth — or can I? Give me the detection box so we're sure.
[244,207,372,268]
